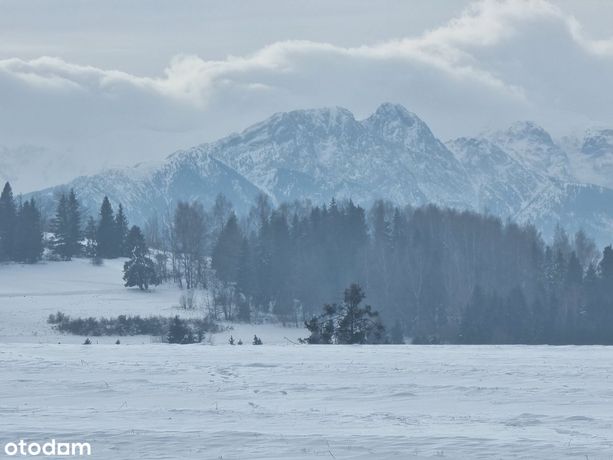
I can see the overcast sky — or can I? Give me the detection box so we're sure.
[2,0,613,190]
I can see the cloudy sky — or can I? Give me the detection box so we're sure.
[2,0,613,191]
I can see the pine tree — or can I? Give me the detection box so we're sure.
[66,189,82,257]
[598,246,613,281]
[123,226,159,290]
[167,316,195,344]
[124,224,146,255]
[51,193,70,259]
[0,182,17,261]
[51,189,82,260]
[304,284,385,344]
[84,216,98,258]
[96,197,115,259]
[14,199,43,263]
[115,204,129,257]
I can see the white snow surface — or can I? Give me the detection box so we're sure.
[2,344,613,459]
[1,260,613,459]
[0,258,303,345]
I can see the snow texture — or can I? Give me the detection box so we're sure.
[1,260,613,459]
[3,344,613,459]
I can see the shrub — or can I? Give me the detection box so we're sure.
[47,311,219,342]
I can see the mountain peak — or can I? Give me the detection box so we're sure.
[267,106,355,126]
[234,106,358,144]
[371,102,419,124]
[364,102,437,147]
[502,121,554,145]
[581,128,613,157]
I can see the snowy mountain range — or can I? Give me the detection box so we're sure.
[26,103,613,245]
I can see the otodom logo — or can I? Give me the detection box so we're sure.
[4,440,92,457]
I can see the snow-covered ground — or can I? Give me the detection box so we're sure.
[1,260,612,459]
[2,344,613,459]
[0,258,304,345]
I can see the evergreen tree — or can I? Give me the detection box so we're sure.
[84,216,98,258]
[304,284,385,344]
[125,224,147,255]
[14,199,43,263]
[123,226,159,290]
[96,197,115,258]
[167,315,196,344]
[0,182,17,261]
[115,204,129,257]
[51,189,82,260]
[598,246,613,281]
[51,193,70,259]
[66,189,82,257]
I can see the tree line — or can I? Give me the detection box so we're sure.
[0,182,158,290]
[0,183,44,263]
[146,194,613,344]
[3,180,613,345]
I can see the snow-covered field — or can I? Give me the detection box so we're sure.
[0,258,303,345]
[1,260,613,459]
[2,344,613,459]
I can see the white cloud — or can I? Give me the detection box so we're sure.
[1,0,613,191]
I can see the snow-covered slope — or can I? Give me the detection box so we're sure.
[564,128,613,189]
[25,104,613,244]
[31,153,263,224]
[446,137,548,217]
[448,125,613,244]
[484,121,571,179]
[196,103,475,208]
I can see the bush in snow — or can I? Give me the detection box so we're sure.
[47,311,218,340]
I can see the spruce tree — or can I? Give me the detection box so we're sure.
[167,316,195,344]
[14,199,43,263]
[0,182,17,261]
[66,189,82,257]
[96,197,115,258]
[598,246,613,281]
[51,189,82,260]
[84,216,98,258]
[115,204,129,257]
[123,226,159,290]
[51,193,70,259]
[304,284,385,344]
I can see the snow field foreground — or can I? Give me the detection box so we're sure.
[1,344,613,460]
